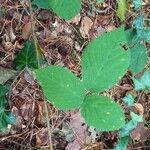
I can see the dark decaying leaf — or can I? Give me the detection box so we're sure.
[0,85,16,132]
[13,40,45,70]
[0,67,17,84]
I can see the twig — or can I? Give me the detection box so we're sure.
[44,100,54,150]
[28,0,53,149]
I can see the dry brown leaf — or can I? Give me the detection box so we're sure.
[22,22,32,40]
[36,101,55,125]
[66,111,90,150]
[24,68,35,85]
[131,122,150,141]
[36,128,48,147]
[134,103,144,115]
[80,16,93,38]
[106,25,116,32]
[20,102,34,121]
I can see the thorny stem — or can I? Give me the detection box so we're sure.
[28,0,53,149]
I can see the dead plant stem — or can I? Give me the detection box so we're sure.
[28,0,53,149]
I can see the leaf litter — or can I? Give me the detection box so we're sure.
[0,0,150,149]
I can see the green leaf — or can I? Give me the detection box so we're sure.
[33,0,81,20]
[13,41,45,70]
[5,112,16,125]
[120,119,137,137]
[32,0,51,9]
[114,136,129,150]
[130,111,143,122]
[132,77,145,90]
[125,28,137,46]
[123,94,134,107]
[132,15,144,30]
[0,84,9,97]
[136,29,150,43]
[82,27,130,93]
[0,114,8,132]
[80,95,125,131]
[49,0,81,20]
[96,0,104,3]
[0,84,16,133]
[35,66,85,110]
[119,112,143,138]
[0,67,16,84]
[139,71,150,90]
[130,43,147,74]
[116,0,128,22]
[133,0,143,9]
[133,70,150,91]
[0,85,9,109]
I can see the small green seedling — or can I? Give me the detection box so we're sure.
[35,26,130,131]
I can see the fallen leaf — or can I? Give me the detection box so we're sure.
[116,0,129,22]
[131,122,150,141]
[134,103,144,115]
[22,22,32,40]
[20,102,34,121]
[80,16,93,38]
[66,111,90,150]
[24,68,35,85]
[0,67,17,84]
[36,101,54,125]
[36,128,48,147]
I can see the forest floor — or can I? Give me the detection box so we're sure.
[0,0,150,150]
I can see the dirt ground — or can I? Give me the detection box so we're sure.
[0,0,150,149]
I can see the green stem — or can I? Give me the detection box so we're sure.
[28,0,40,67]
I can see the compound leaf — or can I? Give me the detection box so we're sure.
[82,27,130,93]
[35,66,85,110]
[81,95,125,131]
[130,43,147,74]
